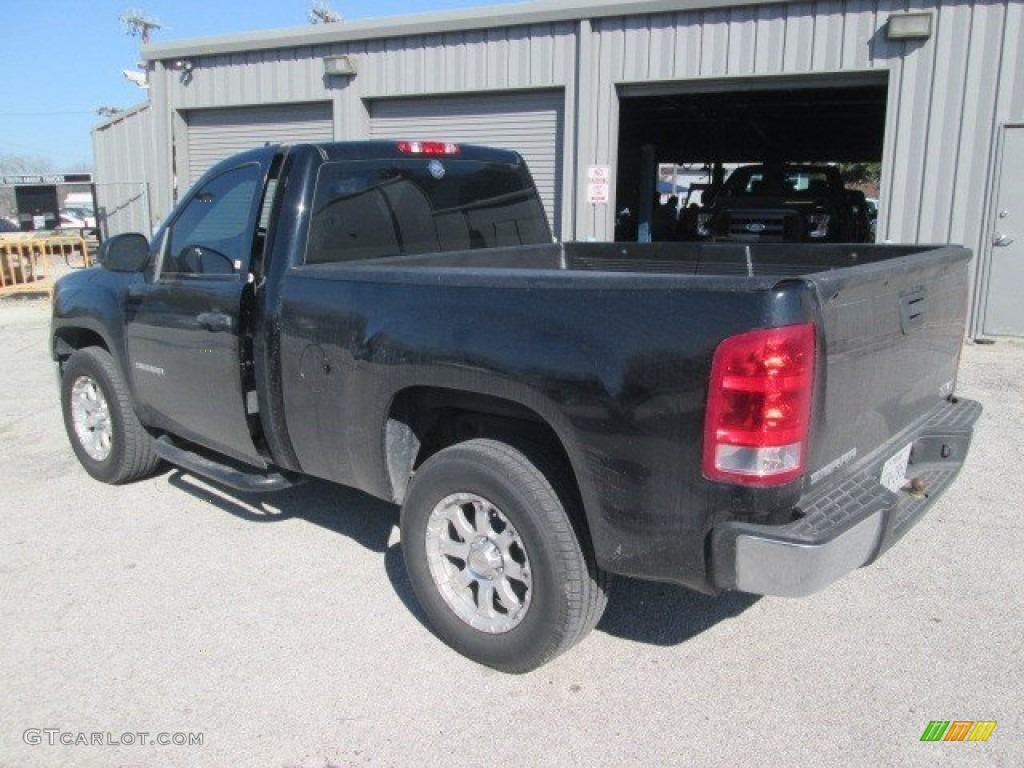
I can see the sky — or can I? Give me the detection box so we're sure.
[0,0,523,172]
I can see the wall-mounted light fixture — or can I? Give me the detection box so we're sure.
[323,55,356,76]
[886,12,933,41]
[170,59,195,85]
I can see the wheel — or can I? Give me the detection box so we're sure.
[60,347,161,484]
[400,439,607,673]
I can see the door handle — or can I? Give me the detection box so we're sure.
[196,312,232,332]
[993,233,1014,247]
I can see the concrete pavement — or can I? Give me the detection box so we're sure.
[0,298,1020,767]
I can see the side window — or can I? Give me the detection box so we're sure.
[163,164,262,277]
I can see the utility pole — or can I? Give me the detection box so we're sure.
[119,9,163,44]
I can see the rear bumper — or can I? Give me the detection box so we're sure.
[710,397,982,597]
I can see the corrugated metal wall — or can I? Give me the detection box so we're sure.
[346,22,579,240]
[162,22,577,109]
[580,1,1023,248]
[140,23,578,237]
[170,47,335,109]
[101,0,1024,333]
[572,0,1024,337]
[354,24,576,96]
[91,103,155,235]
[580,1,893,240]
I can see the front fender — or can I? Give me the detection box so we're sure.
[51,268,138,405]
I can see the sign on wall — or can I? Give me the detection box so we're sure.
[587,165,610,205]
[1,174,92,186]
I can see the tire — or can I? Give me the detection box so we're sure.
[60,347,161,484]
[400,438,608,673]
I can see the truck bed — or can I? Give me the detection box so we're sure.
[331,241,937,279]
[285,240,971,587]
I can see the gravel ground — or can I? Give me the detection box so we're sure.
[0,298,1020,768]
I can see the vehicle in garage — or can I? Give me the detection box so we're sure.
[52,141,979,672]
[866,196,880,239]
[694,163,872,243]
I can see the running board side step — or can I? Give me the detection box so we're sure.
[153,436,304,493]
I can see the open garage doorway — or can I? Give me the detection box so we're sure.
[614,75,888,244]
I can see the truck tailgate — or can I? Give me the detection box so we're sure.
[803,245,972,490]
[710,245,980,597]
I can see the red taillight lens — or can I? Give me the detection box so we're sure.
[703,323,816,486]
[396,141,460,156]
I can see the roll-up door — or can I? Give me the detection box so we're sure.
[185,102,333,185]
[369,91,564,235]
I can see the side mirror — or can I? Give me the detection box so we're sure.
[98,233,151,273]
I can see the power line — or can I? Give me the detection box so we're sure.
[0,110,98,117]
[0,140,89,161]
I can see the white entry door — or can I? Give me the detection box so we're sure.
[984,126,1024,336]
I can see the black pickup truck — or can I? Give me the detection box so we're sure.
[52,141,979,672]
[696,163,872,243]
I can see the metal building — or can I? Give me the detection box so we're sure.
[93,102,155,236]
[93,0,1024,338]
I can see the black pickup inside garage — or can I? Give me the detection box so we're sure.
[615,79,888,242]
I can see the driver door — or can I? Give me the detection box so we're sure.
[125,160,270,466]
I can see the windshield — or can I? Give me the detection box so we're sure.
[724,166,836,198]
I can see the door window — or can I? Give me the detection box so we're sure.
[163,164,262,277]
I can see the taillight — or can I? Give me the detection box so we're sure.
[396,141,460,156]
[703,323,816,486]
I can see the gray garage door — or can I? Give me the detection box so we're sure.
[185,102,333,185]
[369,91,564,235]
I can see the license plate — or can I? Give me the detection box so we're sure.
[880,442,913,493]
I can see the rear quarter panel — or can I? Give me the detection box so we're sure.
[276,266,814,590]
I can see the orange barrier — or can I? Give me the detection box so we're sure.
[0,234,92,296]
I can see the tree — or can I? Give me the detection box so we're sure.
[0,153,55,175]
[839,162,881,186]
